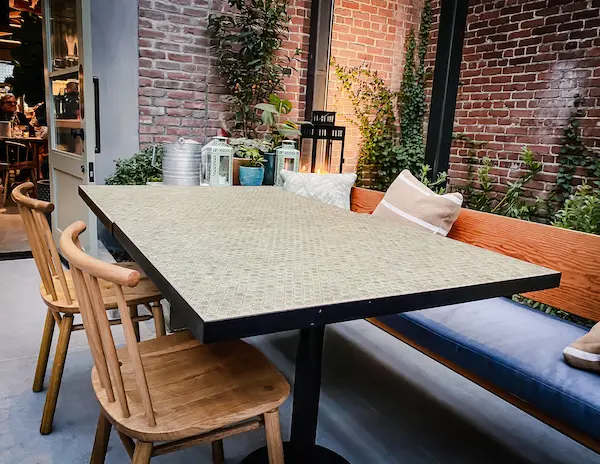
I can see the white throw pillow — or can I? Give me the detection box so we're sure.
[280,170,357,210]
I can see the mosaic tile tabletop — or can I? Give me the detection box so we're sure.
[81,186,559,323]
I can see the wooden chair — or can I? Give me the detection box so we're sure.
[11,182,166,435]
[60,221,290,464]
[1,141,37,206]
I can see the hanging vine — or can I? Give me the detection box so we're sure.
[395,0,432,176]
[332,0,433,190]
[554,96,600,208]
[332,62,398,190]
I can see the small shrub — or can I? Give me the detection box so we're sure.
[553,184,600,235]
[105,145,163,185]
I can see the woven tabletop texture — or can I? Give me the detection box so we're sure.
[82,186,558,322]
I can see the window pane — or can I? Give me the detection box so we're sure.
[49,0,79,71]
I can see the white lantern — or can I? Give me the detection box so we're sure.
[275,140,300,187]
[201,136,233,186]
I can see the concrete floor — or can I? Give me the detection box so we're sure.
[1,258,599,464]
[0,203,30,257]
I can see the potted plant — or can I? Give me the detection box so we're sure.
[230,138,272,185]
[255,94,302,146]
[105,145,163,185]
[237,146,266,186]
[254,94,301,184]
[101,145,163,260]
[208,0,298,138]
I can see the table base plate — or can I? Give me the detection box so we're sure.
[241,443,350,464]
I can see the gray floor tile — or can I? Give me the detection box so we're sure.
[1,258,598,463]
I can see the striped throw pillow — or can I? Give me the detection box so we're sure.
[372,170,463,236]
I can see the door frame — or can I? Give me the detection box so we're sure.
[40,0,98,255]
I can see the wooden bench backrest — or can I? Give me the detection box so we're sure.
[350,186,600,322]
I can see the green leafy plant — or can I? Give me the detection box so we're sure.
[331,0,432,190]
[512,295,594,328]
[229,137,273,157]
[552,96,600,212]
[458,145,542,220]
[332,61,398,190]
[419,164,447,194]
[491,147,542,219]
[395,0,432,176]
[208,0,298,137]
[456,134,599,327]
[236,145,265,167]
[105,146,163,185]
[255,94,301,146]
[553,184,600,235]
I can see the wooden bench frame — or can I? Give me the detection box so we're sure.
[349,186,600,453]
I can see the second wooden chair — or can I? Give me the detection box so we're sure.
[12,182,166,435]
[61,220,290,463]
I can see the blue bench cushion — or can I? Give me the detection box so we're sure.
[376,297,600,440]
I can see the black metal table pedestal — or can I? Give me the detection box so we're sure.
[242,326,350,464]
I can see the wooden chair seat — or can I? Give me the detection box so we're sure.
[41,262,161,313]
[93,330,290,442]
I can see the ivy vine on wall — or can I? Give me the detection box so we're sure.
[332,0,433,191]
[554,95,600,207]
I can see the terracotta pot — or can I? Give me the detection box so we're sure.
[233,157,251,186]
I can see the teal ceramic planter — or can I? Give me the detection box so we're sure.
[239,166,265,186]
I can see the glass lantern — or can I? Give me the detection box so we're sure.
[201,136,233,186]
[275,140,300,187]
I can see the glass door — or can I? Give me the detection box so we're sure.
[42,0,97,254]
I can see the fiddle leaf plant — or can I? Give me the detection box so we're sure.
[208,1,299,137]
[255,94,301,146]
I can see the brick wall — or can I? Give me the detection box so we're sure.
[325,0,422,172]
[137,0,311,146]
[435,0,600,198]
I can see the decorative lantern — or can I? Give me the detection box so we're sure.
[201,136,233,186]
[274,140,300,187]
[298,111,346,173]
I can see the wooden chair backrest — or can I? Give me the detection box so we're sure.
[60,221,156,426]
[350,186,600,322]
[12,182,72,304]
[3,140,32,165]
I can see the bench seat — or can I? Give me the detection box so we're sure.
[375,297,600,440]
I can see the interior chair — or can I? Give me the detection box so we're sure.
[11,182,166,435]
[1,141,37,206]
[60,220,289,464]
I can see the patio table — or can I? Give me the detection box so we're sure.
[79,185,560,464]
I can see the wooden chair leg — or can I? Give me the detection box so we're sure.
[151,300,166,337]
[211,440,224,464]
[33,308,56,392]
[129,305,141,342]
[1,171,9,207]
[90,411,112,464]
[117,431,136,459]
[40,314,74,435]
[132,441,153,464]
[264,410,284,464]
